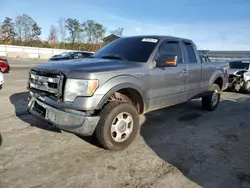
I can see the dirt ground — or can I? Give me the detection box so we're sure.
[0,59,250,188]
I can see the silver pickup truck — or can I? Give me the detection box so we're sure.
[27,35,229,150]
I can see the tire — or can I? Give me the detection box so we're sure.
[95,102,139,151]
[202,84,221,111]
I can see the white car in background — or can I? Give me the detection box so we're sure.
[0,72,4,89]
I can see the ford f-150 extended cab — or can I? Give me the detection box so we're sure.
[27,35,229,150]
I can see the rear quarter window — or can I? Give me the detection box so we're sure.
[184,42,197,63]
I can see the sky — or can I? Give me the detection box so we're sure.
[1,0,250,50]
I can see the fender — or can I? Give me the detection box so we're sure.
[209,69,223,88]
[95,76,147,110]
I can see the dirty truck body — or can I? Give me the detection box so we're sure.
[27,35,229,150]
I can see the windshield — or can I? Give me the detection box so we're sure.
[229,61,249,69]
[57,52,74,57]
[94,37,159,62]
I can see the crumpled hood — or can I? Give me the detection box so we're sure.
[33,58,143,73]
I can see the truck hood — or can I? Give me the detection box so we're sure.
[33,58,143,74]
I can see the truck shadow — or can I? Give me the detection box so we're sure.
[140,95,250,188]
[9,91,250,187]
[9,91,61,133]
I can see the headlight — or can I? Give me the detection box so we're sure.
[64,79,99,102]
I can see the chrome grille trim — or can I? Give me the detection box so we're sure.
[30,74,60,83]
[30,82,58,93]
[29,71,61,95]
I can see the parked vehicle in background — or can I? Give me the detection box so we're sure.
[0,57,10,73]
[0,72,4,90]
[27,35,229,151]
[48,51,94,61]
[227,58,250,93]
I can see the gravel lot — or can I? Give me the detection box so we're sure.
[0,59,250,188]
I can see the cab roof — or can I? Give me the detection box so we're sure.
[122,35,193,43]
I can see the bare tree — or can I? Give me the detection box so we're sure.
[58,18,67,43]
[48,25,58,43]
[14,14,41,42]
[15,15,23,42]
[22,14,33,41]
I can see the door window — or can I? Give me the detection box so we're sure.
[76,53,83,58]
[82,52,92,58]
[156,41,183,64]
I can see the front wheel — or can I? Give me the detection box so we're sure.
[95,102,140,151]
[202,84,221,111]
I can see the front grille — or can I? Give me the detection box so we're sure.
[48,82,58,89]
[28,70,64,99]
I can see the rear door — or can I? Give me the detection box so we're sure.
[182,41,202,99]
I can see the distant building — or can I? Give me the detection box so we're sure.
[199,50,250,60]
[102,34,121,45]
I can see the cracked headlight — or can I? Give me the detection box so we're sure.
[64,79,99,102]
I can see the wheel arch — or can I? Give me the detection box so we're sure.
[96,83,146,114]
[209,70,224,90]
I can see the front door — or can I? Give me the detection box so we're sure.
[148,40,188,110]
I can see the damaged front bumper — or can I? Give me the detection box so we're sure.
[27,96,100,136]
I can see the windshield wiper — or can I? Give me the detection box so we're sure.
[101,54,128,61]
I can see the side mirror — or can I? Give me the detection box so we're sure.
[156,55,178,68]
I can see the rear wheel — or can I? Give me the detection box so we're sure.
[202,84,221,111]
[95,102,139,151]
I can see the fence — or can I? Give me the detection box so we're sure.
[1,44,250,60]
[0,45,80,59]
